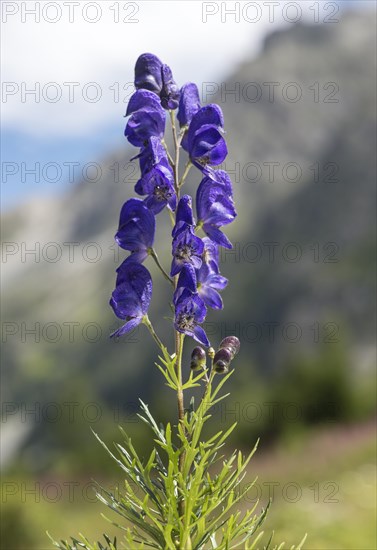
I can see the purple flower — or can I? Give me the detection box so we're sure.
[133,136,167,174]
[171,227,204,276]
[135,138,176,214]
[177,83,201,128]
[111,53,238,350]
[134,53,180,110]
[110,261,152,338]
[196,170,236,249]
[136,164,176,214]
[174,289,209,346]
[172,195,195,238]
[125,90,166,147]
[160,64,180,110]
[202,236,220,273]
[134,53,163,94]
[186,105,227,169]
[173,240,227,309]
[115,198,155,262]
[173,264,197,304]
[171,196,204,275]
[177,83,201,150]
[197,263,227,310]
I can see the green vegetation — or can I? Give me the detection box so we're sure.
[1,420,375,549]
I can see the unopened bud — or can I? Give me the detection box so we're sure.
[213,347,232,374]
[208,347,215,359]
[190,346,206,371]
[219,336,240,359]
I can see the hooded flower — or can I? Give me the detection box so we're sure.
[173,264,197,304]
[135,164,176,214]
[160,64,180,109]
[172,195,195,238]
[196,170,236,249]
[134,138,176,214]
[173,240,227,309]
[174,288,209,346]
[197,262,228,310]
[186,104,227,169]
[133,136,167,174]
[125,90,166,146]
[115,198,155,262]
[202,236,220,273]
[171,196,204,276]
[171,227,204,276]
[177,82,201,149]
[134,53,180,110]
[110,261,152,338]
[177,83,201,128]
[134,53,163,93]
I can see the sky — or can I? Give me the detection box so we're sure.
[1,0,372,210]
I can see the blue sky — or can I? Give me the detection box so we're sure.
[1,0,371,211]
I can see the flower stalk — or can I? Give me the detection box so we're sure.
[109,51,240,547]
[170,110,180,196]
[50,52,307,550]
[149,247,174,286]
[143,314,164,351]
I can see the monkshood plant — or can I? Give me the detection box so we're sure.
[50,54,306,550]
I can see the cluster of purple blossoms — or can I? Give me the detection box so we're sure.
[110,53,236,346]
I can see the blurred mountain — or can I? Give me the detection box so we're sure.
[1,11,376,468]
[221,10,376,369]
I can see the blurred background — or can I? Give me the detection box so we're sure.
[1,1,376,548]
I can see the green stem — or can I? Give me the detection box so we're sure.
[162,138,174,166]
[149,248,174,286]
[175,332,188,529]
[168,208,175,228]
[200,351,215,412]
[176,332,185,426]
[169,109,194,549]
[179,160,192,188]
[170,110,192,547]
[170,110,180,197]
[143,315,164,351]
[203,370,215,404]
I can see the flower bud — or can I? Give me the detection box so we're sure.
[208,347,215,359]
[213,347,232,374]
[190,346,206,371]
[219,336,240,359]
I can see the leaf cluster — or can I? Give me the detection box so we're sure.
[49,351,306,550]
